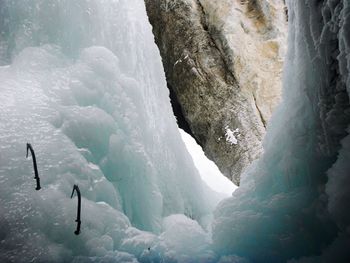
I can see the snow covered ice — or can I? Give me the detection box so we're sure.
[1,0,350,262]
[0,0,219,262]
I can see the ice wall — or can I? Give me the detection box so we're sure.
[213,0,350,262]
[2,0,350,262]
[0,0,217,262]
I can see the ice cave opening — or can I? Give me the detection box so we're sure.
[1,0,350,263]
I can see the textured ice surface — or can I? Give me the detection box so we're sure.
[0,0,218,262]
[213,0,350,262]
[2,0,350,262]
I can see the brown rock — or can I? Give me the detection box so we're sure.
[144,0,286,184]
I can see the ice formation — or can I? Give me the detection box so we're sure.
[1,0,350,262]
[0,0,218,262]
[213,0,350,262]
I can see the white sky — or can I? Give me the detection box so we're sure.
[179,129,238,196]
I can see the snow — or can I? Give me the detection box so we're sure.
[224,126,240,146]
[179,129,237,196]
[174,54,189,67]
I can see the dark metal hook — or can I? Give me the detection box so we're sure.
[71,184,81,235]
[26,143,41,191]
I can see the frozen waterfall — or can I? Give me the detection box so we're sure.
[1,0,350,262]
[0,0,221,262]
[213,0,350,262]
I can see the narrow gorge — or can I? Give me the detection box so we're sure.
[144,0,287,184]
[0,0,350,262]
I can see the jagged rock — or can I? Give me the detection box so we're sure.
[144,0,287,184]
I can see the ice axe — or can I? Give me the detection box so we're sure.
[26,143,41,190]
[71,184,81,235]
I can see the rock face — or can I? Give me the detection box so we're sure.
[144,0,287,184]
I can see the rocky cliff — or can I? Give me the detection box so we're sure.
[144,0,287,184]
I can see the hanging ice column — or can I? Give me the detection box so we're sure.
[0,0,217,261]
[213,0,350,262]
